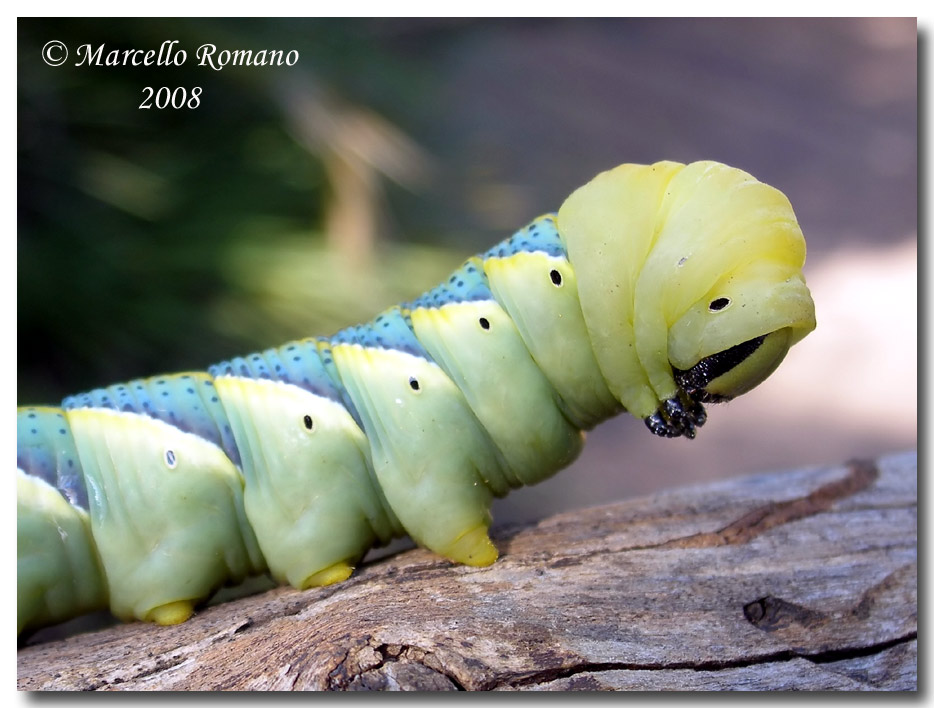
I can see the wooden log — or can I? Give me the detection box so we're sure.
[17,451,917,691]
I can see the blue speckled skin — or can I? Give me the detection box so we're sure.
[483,213,566,261]
[17,408,87,509]
[331,306,431,361]
[411,257,494,308]
[210,338,359,424]
[62,374,241,469]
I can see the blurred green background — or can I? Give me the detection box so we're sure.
[19,18,479,402]
[18,18,917,524]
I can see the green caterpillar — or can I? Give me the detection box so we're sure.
[17,160,816,635]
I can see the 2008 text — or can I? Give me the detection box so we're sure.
[139,86,202,110]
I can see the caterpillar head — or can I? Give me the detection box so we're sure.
[558,160,816,439]
[667,260,816,405]
[653,166,817,438]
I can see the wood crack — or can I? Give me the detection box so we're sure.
[805,632,916,665]
[510,459,886,569]
[492,632,917,690]
[660,458,878,549]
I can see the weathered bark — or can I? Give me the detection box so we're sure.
[17,451,917,691]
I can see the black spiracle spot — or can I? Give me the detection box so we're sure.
[303,414,314,431]
[164,449,177,468]
[409,377,420,392]
[550,269,563,286]
[479,317,491,330]
[709,297,731,312]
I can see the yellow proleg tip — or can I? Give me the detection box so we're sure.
[300,561,354,589]
[146,600,195,626]
[442,526,499,567]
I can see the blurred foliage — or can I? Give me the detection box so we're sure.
[18,18,469,403]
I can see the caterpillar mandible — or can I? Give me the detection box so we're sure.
[17,160,817,635]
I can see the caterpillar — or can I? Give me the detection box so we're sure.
[17,160,816,635]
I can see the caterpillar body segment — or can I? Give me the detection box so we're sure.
[329,315,507,565]
[16,160,816,634]
[17,465,107,634]
[206,375,394,590]
[63,405,265,624]
[208,339,400,590]
[557,161,686,420]
[17,407,107,634]
[482,245,622,431]
[407,254,586,487]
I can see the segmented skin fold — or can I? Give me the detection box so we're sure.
[16,161,817,634]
